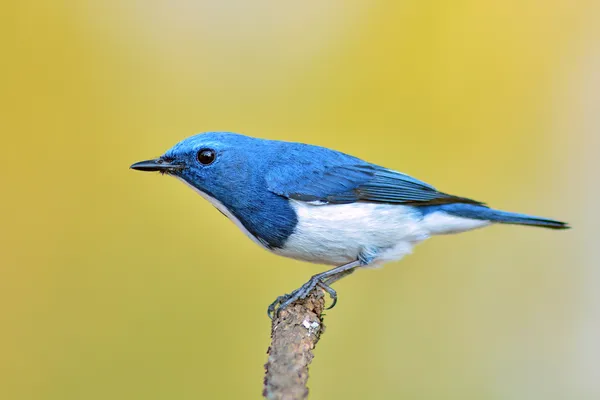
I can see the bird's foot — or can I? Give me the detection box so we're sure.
[267,276,338,319]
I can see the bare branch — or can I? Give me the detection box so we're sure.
[263,290,326,400]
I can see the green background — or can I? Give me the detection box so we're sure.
[2,1,598,399]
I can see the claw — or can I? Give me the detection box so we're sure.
[267,294,290,319]
[317,281,338,310]
[268,277,341,319]
[267,260,360,319]
[267,277,317,318]
[326,296,337,310]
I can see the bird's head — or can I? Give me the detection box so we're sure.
[130,132,266,200]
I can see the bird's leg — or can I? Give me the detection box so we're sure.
[267,260,361,319]
[322,268,356,286]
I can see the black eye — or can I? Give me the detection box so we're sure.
[197,148,216,165]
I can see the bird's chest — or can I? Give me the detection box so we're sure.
[274,201,429,265]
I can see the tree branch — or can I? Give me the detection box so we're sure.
[263,289,326,400]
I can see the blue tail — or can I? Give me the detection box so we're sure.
[419,203,569,230]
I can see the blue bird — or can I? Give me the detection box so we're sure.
[131,132,569,317]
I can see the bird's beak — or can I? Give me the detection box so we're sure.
[130,158,185,172]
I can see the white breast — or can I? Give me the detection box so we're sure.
[274,201,491,267]
[273,201,431,266]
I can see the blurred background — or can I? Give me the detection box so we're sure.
[2,1,599,399]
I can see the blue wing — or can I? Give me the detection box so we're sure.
[266,151,483,206]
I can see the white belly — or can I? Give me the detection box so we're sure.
[274,200,490,266]
[274,201,428,266]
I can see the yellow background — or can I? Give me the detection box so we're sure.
[2,1,599,399]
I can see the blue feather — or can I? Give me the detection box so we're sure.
[266,147,481,206]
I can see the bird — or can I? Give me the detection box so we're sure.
[131,132,569,318]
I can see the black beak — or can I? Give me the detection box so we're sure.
[130,158,185,172]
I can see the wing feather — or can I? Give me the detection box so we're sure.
[267,160,483,206]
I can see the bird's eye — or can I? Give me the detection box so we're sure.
[197,148,216,165]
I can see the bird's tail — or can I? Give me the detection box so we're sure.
[429,203,570,230]
[482,209,569,229]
